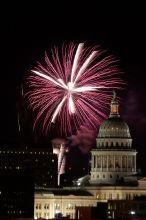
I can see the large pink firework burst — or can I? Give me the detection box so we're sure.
[26,42,123,136]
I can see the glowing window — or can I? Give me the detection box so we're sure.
[111,106,118,113]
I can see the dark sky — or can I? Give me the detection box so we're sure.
[1,4,146,171]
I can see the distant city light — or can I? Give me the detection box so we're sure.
[129,210,135,215]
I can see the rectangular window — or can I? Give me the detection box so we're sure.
[55,204,60,210]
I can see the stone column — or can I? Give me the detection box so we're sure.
[99,155,101,169]
[101,155,103,171]
[96,155,98,169]
[126,155,128,171]
[92,154,94,169]
[120,155,122,172]
[132,155,134,171]
[107,155,108,172]
[114,155,115,171]
[102,155,105,171]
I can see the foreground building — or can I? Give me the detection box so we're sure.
[34,178,146,219]
[0,147,57,188]
[108,197,146,219]
[33,93,146,219]
[0,169,34,218]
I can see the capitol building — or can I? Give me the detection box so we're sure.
[34,93,146,219]
[90,91,137,185]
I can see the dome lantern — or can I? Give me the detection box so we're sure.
[110,90,120,118]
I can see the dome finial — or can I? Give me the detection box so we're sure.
[113,90,116,100]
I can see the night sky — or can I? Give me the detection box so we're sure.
[1,4,146,173]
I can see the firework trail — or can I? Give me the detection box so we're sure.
[52,138,68,186]
[26,42,123,135]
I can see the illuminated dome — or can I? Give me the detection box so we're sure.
[98,118,131,139]
[96,91,132,148]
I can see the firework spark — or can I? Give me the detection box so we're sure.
[26,42,123,135]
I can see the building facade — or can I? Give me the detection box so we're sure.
[0,169,34,218]
[90,92,137,184]
[34,189,97,219]
[0,147,57,187]
[34,178,146,219]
